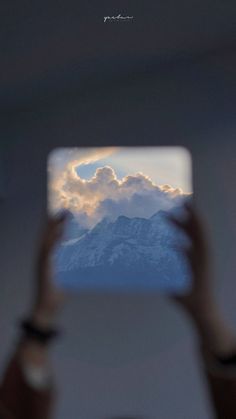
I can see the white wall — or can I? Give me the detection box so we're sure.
[1,50,236,419]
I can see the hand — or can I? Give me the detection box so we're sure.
[167,202,212,318]
[167,202,236,355]
[31,213,67,329]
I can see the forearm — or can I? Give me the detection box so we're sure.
[0,345,54,419]
[0,313,56,419]
[190,300,236,355]
[0,215,66,419]
[191,303,236,419]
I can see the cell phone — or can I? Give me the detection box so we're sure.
[48,146,192,293]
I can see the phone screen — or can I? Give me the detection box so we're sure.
[48,146,192,293]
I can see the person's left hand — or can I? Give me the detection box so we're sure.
[31,213,67,328]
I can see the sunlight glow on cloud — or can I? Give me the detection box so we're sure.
[49,147,189,228]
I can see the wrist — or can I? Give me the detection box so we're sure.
[190,306,236,356]
[19,317,60,349]
[189,300,219,327]
[30,308,57,329]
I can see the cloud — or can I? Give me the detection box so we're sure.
[48,147,118,212]
[49,157,189,227]
[96,191,182,221]
[48,147,118,175]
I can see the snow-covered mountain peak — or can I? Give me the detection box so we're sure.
[55,207,191,292]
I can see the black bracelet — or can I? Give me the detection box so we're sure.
[216,353,236,367]
[20,319,60,344]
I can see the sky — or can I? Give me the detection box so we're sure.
[48,147,192,227]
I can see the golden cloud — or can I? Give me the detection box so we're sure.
[48,151,188,227]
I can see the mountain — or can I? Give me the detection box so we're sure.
[54,208,191,292]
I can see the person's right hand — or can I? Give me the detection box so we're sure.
[167,203,236,356]
[167,202,212,318]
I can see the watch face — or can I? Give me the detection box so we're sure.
[48,146,192,293]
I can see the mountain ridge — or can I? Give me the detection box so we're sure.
[54,207,190,291]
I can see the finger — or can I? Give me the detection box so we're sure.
[167,207,206,252]
[168,238,196,268]
[41,214,68,252]
[185,208,207,253]
[47,212,67,231]
[166,214,187,230]
[184,199,193,212]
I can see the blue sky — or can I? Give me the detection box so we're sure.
[73,147,192,191]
